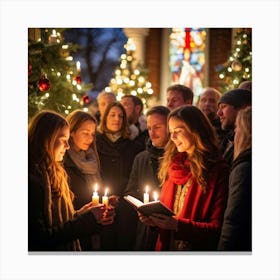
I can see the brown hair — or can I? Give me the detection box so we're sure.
[158,105,221,191]
[66,109,100,170]
[98,101,130,138]
[166,84,194,103]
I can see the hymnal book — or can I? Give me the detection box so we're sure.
[124,195,175,217]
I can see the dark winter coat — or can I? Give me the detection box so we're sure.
[63,152,99,210]
[124,139,165,250]
[221,129,235,165]
[95,132,143,196]
[95,132,143,250]
[28,173,102,251]
[124,139,163,199]
[63,152,101,250]
[218,148,252,251]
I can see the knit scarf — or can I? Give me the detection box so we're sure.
[105,132,122,143]
[168,153,192,185]
[68,147,100,182]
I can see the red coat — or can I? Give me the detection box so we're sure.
[156,153,229,251]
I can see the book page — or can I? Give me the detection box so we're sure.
[124,195,144,208]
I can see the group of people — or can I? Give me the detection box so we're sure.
[28,81,252,252]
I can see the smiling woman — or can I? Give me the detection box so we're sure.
[28,110,114,251]
[139,105,230,251]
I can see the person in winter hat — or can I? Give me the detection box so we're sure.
[217,88,251,165]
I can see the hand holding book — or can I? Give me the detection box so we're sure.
[124,195,175,217]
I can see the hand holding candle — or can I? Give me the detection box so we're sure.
[92,183,99,206]
[102,188,109,207]
[143,185,149,204]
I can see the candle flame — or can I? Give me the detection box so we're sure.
[94,183,98,192]
[104,188,108,196]
[153,192,158,201]
[145,185,149,193]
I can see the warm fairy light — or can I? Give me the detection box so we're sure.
[76,61,81,71]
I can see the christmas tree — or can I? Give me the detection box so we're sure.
[106,38,154,109]
[28,28,92,120]
[217,28,252,92]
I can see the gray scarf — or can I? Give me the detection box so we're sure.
[67,148,101,185]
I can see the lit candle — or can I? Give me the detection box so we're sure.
[143,185,149,204]
[153,191,158,201]
[102,188,109,207]
[92,184,99,206]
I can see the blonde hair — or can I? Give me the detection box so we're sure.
[66,109,100,170]
[234,106,252,159]
[158,105,221,192]
[28,110,74,213]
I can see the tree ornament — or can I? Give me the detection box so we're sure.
[231,60,242,71]
[37,75,51,91]
[82,95,90,105]
[74,75,82,84]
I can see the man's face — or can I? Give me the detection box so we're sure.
[198,91,218,118]
[217,103,238,130]
[166,90,186,110]
[147,113,169,148]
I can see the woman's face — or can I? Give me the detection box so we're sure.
[169,117,195,154]
[71,120,96,152]
[106,106,124,133]
[54,125,70,162]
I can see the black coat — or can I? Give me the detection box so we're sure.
[221,129,235,165]
[63,152,101,250]
[124,139,164,250]
[218,148,252,251]
[124,139,163,199]
[63,152,99,210]
[95,132,143,250]
[28,173,102,251]
[95,132,143,196]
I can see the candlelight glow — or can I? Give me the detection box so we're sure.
[153,192,158,201]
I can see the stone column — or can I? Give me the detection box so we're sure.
[123,28,150,64]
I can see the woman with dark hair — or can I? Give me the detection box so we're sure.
[28,110,114,251]
[96,101,143,250]
[139,105,229,251]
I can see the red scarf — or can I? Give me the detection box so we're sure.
[167,153,191,185]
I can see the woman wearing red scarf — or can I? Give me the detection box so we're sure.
[139,105,229,251]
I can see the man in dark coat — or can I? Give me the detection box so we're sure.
[217,88,252,165]
[124,105,170,250]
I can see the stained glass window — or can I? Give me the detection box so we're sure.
[169,28,206,102]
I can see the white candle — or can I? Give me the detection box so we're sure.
[143,186,149,204]
[102,188,109,207]
[153,191,158,201]
[92,184,99,206]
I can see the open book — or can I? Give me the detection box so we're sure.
[124,195,175,217]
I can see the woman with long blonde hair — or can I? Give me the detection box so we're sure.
[28,110,113,251]
[218,106,252,250]
[139,105,229,251]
